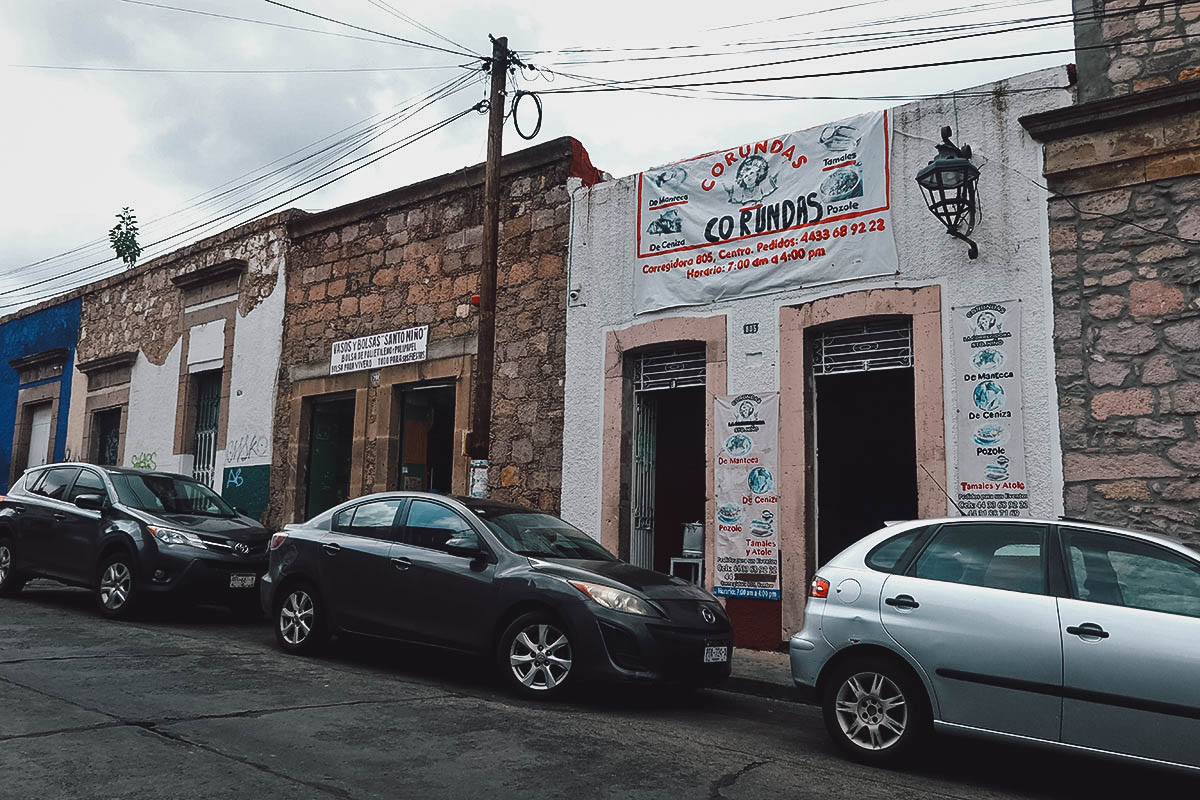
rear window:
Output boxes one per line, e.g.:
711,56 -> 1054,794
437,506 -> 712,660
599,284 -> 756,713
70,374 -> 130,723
866,527 -> 927,573
32,467 -> 80,501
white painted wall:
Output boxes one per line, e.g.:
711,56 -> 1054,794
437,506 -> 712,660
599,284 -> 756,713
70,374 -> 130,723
122,226 -> 287,485
562,67 -> 1072,536
125,340 -> 182,473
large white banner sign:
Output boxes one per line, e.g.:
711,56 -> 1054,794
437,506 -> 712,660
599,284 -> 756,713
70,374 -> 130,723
713,393 -> 780,600
953,301 -> 1031,516
634,110 -> 897,314
330,325 -> 428,375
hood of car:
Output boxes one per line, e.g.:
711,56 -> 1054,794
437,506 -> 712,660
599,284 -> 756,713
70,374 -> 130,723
138,511 -> 267,540
531,558 -> 714,601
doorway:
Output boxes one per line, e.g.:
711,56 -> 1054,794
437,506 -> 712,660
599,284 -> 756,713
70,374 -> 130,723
305,394 -> 355,520
92,408 -> 122,466
630,346 -> 706,573
396,383 -> 456,493
812,319 -> 918,565
24,402 -> 53,470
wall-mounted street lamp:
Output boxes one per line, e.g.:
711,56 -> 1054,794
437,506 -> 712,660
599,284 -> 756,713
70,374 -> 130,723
915,126 -> 981,260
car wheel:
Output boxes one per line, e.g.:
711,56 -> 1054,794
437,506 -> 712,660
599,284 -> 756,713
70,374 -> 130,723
822,656 -> 928,766
96,553 -> 139,619
497,612 -> 574,699
274,582 -> 328,654
0,540 -> 27,597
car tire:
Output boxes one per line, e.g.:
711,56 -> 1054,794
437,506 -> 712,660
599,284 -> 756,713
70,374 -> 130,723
274,581 -> 328,654
497,611 -> 575,700
0,539 -> 27,597
821,655 -> 929,766
96,552 -> 139,620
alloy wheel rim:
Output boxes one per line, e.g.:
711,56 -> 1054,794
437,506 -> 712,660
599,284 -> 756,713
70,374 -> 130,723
280,590 -> 314,646
834,671 -> 908,751
99,562 -> 132,610
510,623 -> 572,691
0,545 -> 10,585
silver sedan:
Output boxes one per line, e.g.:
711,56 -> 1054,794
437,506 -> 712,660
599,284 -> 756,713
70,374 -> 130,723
790,517 -> 1200,772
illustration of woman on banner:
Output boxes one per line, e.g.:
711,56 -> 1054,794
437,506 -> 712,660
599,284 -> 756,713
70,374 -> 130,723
724,154 -> 778,205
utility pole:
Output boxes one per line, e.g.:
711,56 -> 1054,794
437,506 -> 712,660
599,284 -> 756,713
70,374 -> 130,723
467,34 -> 508,498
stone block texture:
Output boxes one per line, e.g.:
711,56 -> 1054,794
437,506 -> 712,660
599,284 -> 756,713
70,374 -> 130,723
1049,179 -> 1200,538
269,140 -> 596,524
1073,0 -> 1200,103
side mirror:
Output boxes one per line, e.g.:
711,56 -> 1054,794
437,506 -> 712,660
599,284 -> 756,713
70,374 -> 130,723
75,494 -> 106,511
444,535 -> 486,560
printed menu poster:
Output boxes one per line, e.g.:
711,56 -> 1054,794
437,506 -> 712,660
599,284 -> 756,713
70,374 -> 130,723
953,301 -> 1031,516
713,393 -> 780,599
634,110 -> 897,314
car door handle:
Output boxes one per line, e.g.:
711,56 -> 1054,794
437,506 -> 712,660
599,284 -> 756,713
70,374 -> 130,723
53,513 -> 69,521
391,557 -> 412,571
321,543 -> 342,556
1066,623 -> 1109,640
12,506 -> 26,514
885,594 -> 920,610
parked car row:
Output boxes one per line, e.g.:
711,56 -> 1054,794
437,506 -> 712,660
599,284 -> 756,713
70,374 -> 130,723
3,463 -> 1200,774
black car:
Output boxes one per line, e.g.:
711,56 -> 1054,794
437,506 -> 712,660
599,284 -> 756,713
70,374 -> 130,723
0,463 -> 269,618
263,493 -> 733,697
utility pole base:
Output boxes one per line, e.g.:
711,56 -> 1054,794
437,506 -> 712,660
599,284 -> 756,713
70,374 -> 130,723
469,459 -> 490,498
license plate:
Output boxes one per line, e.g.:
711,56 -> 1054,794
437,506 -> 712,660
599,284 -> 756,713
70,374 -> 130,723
703,646 -> 729,663
229,574 -> 256,589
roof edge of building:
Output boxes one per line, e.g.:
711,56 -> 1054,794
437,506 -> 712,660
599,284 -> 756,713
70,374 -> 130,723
289,135 -> 595,241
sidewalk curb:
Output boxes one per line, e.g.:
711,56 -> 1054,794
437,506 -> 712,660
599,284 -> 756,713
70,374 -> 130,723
719,675 -> 806,703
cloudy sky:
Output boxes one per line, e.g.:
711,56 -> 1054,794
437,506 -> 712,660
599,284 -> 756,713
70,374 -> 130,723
0,0 -> 1074,311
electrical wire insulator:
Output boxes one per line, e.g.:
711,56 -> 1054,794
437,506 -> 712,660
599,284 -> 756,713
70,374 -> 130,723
511,90 -> 542,140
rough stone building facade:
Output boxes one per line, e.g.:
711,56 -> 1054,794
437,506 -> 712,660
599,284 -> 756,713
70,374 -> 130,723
1023,1 -> 1200,536
65,213 -> 293,520
268,137 -> 600,526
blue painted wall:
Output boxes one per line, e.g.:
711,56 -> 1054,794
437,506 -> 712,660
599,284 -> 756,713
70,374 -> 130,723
0,298 -> 82,492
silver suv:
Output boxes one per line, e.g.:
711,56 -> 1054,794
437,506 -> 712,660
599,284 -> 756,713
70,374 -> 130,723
790,517 -> 1200,772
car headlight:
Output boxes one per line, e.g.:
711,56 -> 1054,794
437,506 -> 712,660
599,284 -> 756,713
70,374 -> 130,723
568,580 -> 661,617
149,526 -> 207,549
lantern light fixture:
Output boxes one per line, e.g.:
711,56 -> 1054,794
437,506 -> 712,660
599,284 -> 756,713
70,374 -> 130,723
915,125 -> 981,260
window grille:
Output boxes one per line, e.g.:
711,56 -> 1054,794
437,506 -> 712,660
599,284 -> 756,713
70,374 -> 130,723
634,346 -> 706,392
813,319 -> 913,375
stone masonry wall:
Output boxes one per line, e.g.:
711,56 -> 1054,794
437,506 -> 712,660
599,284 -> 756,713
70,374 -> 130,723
1073,0 -> 1200,103
1050,176 -> 1200,538
77,215 -> 290,366
269,143 -> 587,525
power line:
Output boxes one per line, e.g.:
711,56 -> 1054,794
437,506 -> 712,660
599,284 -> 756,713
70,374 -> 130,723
362,0 -> 478,55
119,0 -> 410,47
535,32 -> 1194,96
260,0 -> 478,59
9,63 -> 465,74
4,72 -> 479,282
0,103 -> 478,312
0,73 -> 481,294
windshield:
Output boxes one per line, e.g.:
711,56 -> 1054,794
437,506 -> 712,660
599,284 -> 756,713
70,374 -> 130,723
467,506 -> 616,561
111,473 -> 236,518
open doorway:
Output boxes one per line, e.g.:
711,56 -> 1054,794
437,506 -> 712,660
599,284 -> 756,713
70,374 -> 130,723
396,383 -> 456,493
630,346 -> 706,574
305,394 -> 355,519
812,319 -> 918,565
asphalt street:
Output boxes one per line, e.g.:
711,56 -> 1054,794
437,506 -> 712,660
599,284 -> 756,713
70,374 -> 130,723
1,582 -> 1195,799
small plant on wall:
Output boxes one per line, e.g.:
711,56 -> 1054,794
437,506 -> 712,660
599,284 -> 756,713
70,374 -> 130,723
109,207 -> 142,269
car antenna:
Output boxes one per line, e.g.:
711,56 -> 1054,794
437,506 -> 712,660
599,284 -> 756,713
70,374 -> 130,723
920,463 -> 964,516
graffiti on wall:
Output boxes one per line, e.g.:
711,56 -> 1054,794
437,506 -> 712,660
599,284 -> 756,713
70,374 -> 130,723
130,452 -> 157,470
226,433 -> 269,464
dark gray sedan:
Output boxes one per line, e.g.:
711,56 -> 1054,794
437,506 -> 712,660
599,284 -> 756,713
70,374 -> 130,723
263,493 -> 732,697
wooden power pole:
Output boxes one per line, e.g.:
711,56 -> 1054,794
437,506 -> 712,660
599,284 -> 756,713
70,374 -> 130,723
467,35 -> 508,497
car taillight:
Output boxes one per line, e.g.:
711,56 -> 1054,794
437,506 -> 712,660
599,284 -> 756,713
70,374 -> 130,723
269,532 -> 289,550
810,576 -> 830,598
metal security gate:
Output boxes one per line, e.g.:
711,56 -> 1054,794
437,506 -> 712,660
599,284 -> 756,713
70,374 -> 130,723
192,371 -> 222,488
630,346 -> 706,570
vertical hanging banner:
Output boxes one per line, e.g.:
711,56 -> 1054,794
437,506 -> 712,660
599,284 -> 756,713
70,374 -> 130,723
953,301 -> 1031,516
713,393 -> 780,599
635,110 -> 897,314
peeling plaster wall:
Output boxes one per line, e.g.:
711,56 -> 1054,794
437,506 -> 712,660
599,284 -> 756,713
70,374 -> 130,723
125,342 -> 183,473
226,265 -> 286,470
562,68 -> 1072,538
